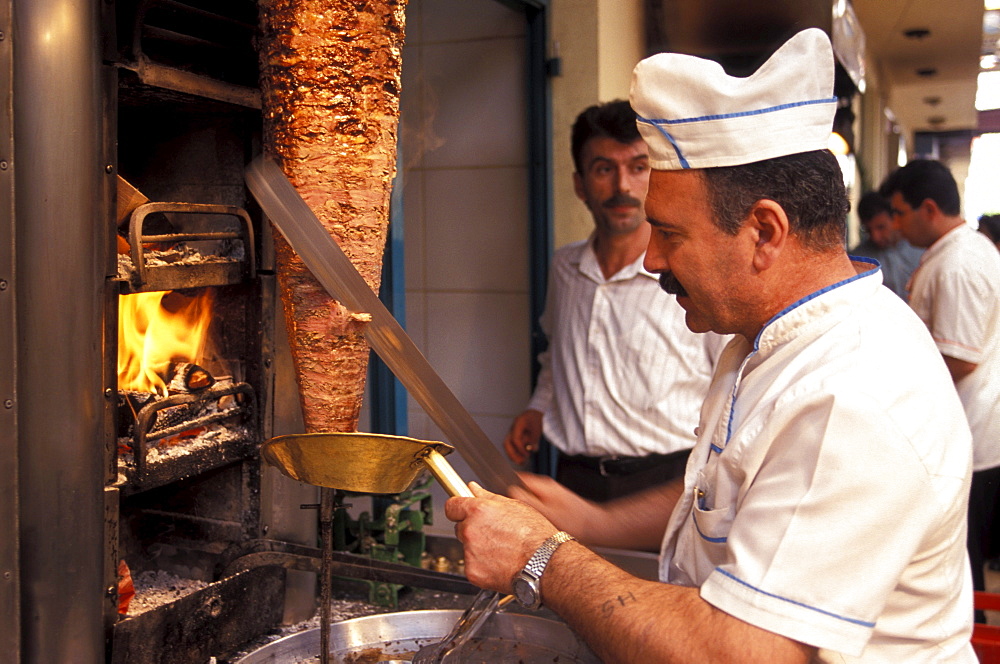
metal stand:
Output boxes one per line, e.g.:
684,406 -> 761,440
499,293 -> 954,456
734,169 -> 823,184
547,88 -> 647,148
320,487 -> 335,664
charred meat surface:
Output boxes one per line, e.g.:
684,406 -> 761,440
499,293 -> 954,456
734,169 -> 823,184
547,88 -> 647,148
258,0 -> 406,433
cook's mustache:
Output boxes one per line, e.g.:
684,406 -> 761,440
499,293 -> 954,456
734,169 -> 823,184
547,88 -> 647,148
603,194 -> 642,209
658,272 -> 689,298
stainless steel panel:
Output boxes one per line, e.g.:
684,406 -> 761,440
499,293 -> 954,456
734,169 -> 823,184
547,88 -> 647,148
14,0 -> 106,660
0,0 -> 18,657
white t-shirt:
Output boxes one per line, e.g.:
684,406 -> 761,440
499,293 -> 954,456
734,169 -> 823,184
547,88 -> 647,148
660,265 -> 975,662
527,237 -> 728,457
908,223 -> 1000,470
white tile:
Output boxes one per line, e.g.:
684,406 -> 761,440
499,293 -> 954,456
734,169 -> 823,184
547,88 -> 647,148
403,289 -> 428,352
424,167 -> 530,293
420,0 -> 524,44
401,169 -> 425,291
474,414 -> 517,452
403,0 -> 422,45
400,45 -> 452,173
406,409 -> 435,441
421,38 -> 527,169
424,291 -> 532,415
399,44 -> 424,162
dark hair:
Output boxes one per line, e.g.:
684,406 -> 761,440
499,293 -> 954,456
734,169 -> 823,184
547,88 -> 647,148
878,159 -> 961,216
571,100 -> 640,174
979,213 -> 1000,243
701,149 -> 850,251
856,191 -> 892,225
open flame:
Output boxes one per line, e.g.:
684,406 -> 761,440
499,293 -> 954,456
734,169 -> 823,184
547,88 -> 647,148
118,290 -> 214,396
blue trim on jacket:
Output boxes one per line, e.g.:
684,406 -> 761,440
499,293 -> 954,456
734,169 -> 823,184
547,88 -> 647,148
723,263 -> 881,447
715,568 -> 877,628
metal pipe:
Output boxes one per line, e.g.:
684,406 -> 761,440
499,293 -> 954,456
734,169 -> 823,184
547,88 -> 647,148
319,488 -> 334,664
14,0 -> 106,660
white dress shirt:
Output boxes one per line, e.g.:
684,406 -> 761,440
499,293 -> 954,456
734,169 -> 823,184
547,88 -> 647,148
526,237 -> 728,457
908,223 -> 1000,471
659,265 -> 975,662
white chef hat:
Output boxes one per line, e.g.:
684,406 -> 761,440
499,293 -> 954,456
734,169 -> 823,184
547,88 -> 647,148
629,28 -> 837,170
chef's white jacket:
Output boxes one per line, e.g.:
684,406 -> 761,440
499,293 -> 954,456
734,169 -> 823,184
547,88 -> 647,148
660,264 -> 975,662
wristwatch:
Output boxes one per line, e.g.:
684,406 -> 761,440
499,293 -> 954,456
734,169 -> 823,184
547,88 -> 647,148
511,531 -> 575,609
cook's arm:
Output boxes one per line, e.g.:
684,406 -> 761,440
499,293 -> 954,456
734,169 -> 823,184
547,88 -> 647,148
942,354 -> 977,382
447,484 -> 815,664
504,409 -> 544,464
542,538 -> 816,663
513,472 -> 682,552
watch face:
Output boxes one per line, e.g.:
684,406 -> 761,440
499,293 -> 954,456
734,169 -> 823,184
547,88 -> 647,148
513,576 -> 537,607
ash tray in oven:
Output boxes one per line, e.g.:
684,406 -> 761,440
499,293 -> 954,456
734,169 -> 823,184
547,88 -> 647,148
117,202 -> 256,293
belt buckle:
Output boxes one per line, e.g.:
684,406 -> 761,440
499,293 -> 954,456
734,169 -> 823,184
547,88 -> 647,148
598,456 -> 619,477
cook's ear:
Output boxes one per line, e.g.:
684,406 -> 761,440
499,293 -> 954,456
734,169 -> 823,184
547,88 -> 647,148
747,199 -> 789,272
920,197 -> 940,217
573,171 -> 585,201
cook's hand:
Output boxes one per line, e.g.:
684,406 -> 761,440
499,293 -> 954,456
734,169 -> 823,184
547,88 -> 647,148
446,482 -> 559,592
503,409 -> 543,464
511,472 -> 605,543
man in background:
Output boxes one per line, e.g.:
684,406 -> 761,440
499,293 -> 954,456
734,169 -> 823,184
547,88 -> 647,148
503,100 -> 726,502
977,212 -> 1000,251
881,160 -> 1000,599
849,190 -> 923,298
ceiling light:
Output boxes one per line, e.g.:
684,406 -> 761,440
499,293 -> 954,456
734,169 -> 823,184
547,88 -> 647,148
977,70 -> 1000,110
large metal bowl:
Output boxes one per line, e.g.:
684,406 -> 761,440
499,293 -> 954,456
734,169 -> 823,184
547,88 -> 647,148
235,609 -> 600,663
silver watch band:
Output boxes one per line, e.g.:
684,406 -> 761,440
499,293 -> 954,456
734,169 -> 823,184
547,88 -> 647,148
523,530 -> 575,579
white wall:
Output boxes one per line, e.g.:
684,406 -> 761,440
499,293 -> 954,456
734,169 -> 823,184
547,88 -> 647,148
399,0 -> 533,528
550,0 -> 646,248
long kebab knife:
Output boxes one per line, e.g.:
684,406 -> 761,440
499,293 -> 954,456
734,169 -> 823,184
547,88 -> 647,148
246,156 -> 524,495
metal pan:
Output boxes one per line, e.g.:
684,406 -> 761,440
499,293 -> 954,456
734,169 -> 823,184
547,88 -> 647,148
234,609 -> 601,663
261,432 -> 474,497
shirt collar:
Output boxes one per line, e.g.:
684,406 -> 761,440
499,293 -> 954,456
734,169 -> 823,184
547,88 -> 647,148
576,234 -> 659,284
752,259 -> 882,355
920,222 -> 970,263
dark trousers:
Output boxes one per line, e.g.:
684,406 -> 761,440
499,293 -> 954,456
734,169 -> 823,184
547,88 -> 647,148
970,465 -> 1000,590
556,448 -> 691,503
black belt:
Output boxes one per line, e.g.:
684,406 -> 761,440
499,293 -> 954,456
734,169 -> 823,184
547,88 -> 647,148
558,449 -> 689,477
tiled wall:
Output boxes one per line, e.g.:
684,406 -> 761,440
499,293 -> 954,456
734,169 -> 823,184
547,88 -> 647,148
399,0 -> 533,524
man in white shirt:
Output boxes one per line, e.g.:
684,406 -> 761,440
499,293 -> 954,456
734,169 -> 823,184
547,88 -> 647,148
880,159 -> 1000,599
503,100 -> 726,501
848,191 -> 923,298
447,29 -> 975,663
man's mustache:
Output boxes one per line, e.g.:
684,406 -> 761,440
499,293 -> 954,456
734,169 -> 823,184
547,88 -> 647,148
658,272 -> 689,297
602,194 -> 642,209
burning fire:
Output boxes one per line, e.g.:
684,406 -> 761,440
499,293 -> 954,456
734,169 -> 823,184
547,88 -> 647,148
118,290 -> 214,396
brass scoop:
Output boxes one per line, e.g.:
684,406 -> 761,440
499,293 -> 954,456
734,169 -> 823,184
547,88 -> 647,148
261,431 -> 473,498
262,432 -> 510,663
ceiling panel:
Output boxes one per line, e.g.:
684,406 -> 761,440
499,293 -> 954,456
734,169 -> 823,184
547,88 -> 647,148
852,0 -> 983,135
